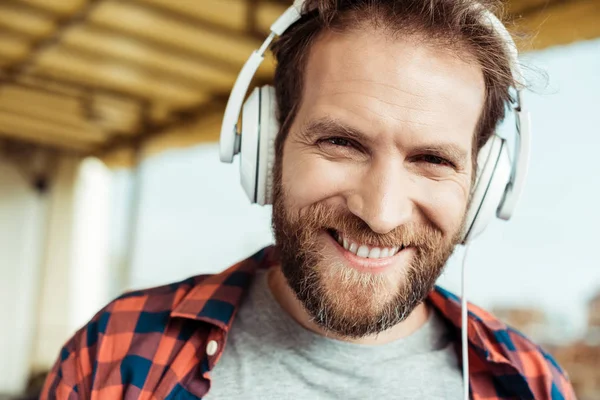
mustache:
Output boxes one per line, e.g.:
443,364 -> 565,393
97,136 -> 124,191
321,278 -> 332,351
290,203 -> 444,250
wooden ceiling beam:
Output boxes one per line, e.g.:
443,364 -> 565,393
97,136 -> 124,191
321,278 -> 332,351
51,43 -> 217,92
83,22 -> 242,74
0,14 -> 242,76
0,26 -> 33,42
123,0 -> 265,42
0,110 -> 106,142
19,72 -> 148,103
96,93 -> 228,155
0,0 -> 56,22
515,0 -> 600,50
98,72 -> 272,155
506,0 -> 560,17
246,0 -> 260,36
0,104 -> 90,132
1,0 -> 103,82
9,79 -> 87,102
0,129 -> 91,153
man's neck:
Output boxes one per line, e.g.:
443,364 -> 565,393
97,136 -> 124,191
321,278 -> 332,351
267,265 -> 430,345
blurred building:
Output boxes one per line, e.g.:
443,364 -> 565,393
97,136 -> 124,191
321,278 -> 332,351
550,342 -> 600,400
492,306 -> 548,341
586,292 -> 600,346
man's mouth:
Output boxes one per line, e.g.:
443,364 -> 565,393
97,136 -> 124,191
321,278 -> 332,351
327,229 -> 405,259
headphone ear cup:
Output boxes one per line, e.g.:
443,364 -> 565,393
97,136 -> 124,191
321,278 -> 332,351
256,86 -> 278,205
240,87 -> 261,203
462,135 -> 511,243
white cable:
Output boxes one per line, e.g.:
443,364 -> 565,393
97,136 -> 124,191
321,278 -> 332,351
461,245 -> 471,400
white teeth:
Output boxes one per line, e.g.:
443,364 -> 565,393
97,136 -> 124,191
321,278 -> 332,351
357,245 -> 370,258
349,242 -> 358,254
336,232 -> 403,259
367,248 -> 381,258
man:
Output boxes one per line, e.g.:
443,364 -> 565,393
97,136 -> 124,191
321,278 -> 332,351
42,0 -> 575,399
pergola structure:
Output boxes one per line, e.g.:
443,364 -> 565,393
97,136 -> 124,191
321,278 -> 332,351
0,0 -> 599,169
1,3 -> 599,393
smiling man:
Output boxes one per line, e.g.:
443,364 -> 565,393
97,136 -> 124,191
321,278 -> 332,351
42,1 -> 575,399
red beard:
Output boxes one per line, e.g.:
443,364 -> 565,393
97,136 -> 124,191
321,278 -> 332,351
271,182 -> 463,338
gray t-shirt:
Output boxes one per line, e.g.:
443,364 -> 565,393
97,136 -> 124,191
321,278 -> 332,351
205,270 -> 463,399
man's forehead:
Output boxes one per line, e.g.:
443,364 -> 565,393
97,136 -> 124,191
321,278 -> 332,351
304,29 -> 484,101
297,29 -> 485,145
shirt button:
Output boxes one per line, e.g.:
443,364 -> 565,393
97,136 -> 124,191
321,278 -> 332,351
206,340 -> 218,356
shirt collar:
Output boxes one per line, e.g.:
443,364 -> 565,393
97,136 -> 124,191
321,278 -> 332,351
172,245 -> 522,374
170,246 -> 277,330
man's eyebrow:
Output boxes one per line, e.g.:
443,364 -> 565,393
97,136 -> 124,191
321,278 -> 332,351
299,117 -> 373,145
413,144 -> 469,166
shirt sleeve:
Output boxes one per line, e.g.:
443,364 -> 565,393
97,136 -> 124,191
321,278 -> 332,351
40,343 -> 85,399
40,315 -> 101,400
550,356 -> 578,400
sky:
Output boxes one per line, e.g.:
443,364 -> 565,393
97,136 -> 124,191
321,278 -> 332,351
115,37 -> 600,343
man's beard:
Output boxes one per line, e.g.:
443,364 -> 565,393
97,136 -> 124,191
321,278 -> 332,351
271,177 -> 464,339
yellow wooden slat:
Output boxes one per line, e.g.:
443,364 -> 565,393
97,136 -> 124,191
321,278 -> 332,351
506,0 -> 551,16
18,0 -> 86,16
0,36 -> 31,60
256,2 -> 290,34
0,98 -> 94,131
0,85 -> 82,113
61,26 -> 238,91
17,75 -> 82,97
140,0 -> 249,31
0,110 -> 105,141
35,48 -> 208,105
99,146 -> 135,168
516,0 -> 600,49
90,98 -> 141,134
0,112 -> 104,152
0,4 -> 56,36
0,129 -> 93,152
2,85 -> 140,133
143,107 -> 225,156
90,1 -> 262,68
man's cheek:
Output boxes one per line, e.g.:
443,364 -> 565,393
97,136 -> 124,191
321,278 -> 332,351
416,182 -> 469,236
284,159 -> 352,206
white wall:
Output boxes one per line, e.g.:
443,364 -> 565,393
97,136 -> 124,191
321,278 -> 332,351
69,159 -> 112,334
29,156 -> 79,375
0,154 -> 114,394
31,157 -> 113,372
117,146 -> 273,289
0,157 -> 47,394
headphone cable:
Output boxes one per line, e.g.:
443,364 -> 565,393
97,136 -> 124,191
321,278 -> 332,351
461,244 -> 471,400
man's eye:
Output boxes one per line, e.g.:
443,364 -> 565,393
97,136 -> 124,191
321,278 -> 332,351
418,154 -> 453,167
324,137 -> 352,147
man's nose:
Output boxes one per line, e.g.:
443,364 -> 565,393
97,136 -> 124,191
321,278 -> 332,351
346,161 -> 414,234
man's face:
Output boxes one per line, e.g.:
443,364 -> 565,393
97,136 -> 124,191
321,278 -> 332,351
272,29 -> 485,338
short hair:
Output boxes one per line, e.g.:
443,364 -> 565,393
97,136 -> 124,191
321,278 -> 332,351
271,0 -> 517,170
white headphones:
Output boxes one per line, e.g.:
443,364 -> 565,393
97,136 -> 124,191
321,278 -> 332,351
219,0 -> 531,244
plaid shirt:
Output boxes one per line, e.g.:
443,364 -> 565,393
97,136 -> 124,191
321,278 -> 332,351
42,245 -> 576,400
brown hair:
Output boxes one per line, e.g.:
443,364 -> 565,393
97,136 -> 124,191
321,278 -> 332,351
271,0 -> 517,173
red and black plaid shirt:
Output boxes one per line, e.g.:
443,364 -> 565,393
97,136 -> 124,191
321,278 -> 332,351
42,246 -> 576,399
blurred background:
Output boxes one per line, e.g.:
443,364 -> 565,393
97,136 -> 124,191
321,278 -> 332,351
0,0 -> 599,399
